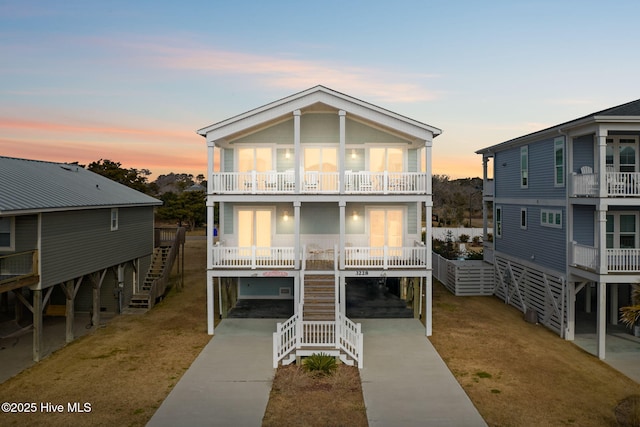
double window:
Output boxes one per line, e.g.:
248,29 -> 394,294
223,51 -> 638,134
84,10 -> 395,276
606,212 -> 637,249
541,209 -> 562,228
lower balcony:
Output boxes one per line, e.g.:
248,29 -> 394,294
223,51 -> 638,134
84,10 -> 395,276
571,171 -> 640,197
210,242 -> 427,270
572,243 -> 640,273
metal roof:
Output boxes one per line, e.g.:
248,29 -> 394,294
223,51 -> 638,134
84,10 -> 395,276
476,98 -> 640,155
0,157 -> 162,215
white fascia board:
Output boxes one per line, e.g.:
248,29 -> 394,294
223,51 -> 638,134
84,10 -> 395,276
199,86 -> 441,143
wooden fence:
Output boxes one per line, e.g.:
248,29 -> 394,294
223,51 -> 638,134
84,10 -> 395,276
432,252 -> 495,296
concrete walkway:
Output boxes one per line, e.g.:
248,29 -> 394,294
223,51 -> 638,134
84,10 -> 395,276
148,318 -> 486,427
573,332 -> 640,383
147,319 -> 276,427
359,319 -> 486,426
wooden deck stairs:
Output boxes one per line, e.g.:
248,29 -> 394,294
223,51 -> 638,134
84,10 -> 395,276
129,246 -> 170,309
302,274 -> 335,321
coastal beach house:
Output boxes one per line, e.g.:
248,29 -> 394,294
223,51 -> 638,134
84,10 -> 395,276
476,99 -> 640,359
198,86 -> 441,367
0,157 -> 162,361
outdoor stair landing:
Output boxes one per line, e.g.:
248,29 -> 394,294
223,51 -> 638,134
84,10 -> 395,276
129,246 -> 170,309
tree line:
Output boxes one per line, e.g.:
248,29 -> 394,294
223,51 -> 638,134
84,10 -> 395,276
83,159 -> 487,231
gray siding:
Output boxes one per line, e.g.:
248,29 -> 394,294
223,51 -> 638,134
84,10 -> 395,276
495,204 -> 566,272
232,118 -> 294,144
572,134 -> 594,173
40,207 -> 154,288
572,205 -> 594,246
302,114 -> 339,143
495,137 -> 566,200
223,149 -> 233,172
0,215 -> 38,256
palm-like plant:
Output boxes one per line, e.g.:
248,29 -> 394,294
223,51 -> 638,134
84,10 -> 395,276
620,285 -> 640,328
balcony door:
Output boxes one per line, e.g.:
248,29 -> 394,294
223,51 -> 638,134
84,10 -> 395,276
369,209 -> 403,256
304,147 -> 337,190
238,209 -> 272,256
369,147 -> 403,172
606,212 -> 637,249
606,136 -> 638,173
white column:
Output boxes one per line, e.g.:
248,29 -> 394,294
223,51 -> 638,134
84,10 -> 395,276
610,284 -> 618,325
597,281 -> 607,359
424,135 -> 433,337
565,282 -> 575,340
482,157 -> 489,242
294,201 -> 301,269
207,139 -> 215,271
596,208 -> 608,275
339,201 -> 346,270
294,110 -> 301,192
339,110 -> 346,193
294,275 -> 300,314
207,272 -> 214,334
596,130 -> 607,198
340,275 -> 346,317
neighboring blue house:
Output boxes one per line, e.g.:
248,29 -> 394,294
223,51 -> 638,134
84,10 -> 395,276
477,99 -> 640,359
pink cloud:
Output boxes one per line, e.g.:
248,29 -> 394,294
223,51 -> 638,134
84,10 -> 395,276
111,39 -> 439,104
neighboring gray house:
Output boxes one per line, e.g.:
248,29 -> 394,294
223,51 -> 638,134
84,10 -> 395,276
476,99 -> 640,359
0,156 -> 162,361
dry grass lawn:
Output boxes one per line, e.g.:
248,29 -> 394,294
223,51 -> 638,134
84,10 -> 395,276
428,282 -> 640,426
1,238 -> 639,426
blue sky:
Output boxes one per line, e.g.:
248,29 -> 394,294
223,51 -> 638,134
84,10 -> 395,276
1,0 -> 639,179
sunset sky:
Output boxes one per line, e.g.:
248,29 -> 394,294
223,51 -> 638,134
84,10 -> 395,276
2,1 -> 639,180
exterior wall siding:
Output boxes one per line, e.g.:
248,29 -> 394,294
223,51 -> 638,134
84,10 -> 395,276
40,207 -> 154,288
572,134 -> 594,173
572,205 -> 595,246
1,215 -> 38,255
495,204 -> 565,272
238,277 -> 294,299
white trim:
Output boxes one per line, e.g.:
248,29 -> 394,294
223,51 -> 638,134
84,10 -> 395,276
541,208 -> 562,228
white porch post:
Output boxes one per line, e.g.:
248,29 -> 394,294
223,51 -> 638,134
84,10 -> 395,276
597,280 -> 607,359
340,275 -> 346,317
482,157 -> 489,241
294,274 -> 301,314
207,272 -> 214,335
425,135 -> 433,337
294,201 -> 301,269
339,201 -> 346,270
610,284 -> 618,325
596,207 -> 608,275
339,110 -> 346,193
565,281 -> 575,340
294,110 -> 301,193
597,130 -> 607,198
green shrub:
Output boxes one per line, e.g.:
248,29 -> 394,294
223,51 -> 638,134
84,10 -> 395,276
302,353 -> 337,376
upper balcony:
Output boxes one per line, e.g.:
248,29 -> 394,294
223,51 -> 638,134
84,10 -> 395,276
210,170 -> 428,195
571,171 -> 640,198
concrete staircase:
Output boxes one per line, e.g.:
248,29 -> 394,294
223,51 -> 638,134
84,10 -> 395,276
129,246 -> 170,309
302,274 -> 336,321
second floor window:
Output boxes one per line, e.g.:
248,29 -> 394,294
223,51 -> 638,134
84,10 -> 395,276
520,146 -> 528,188
495,206 -> 502,238
554,138 -> 564,186
238,147 -> 273,172
0,217 -> 13,250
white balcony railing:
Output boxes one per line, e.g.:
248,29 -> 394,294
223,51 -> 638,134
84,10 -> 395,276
211,244 -> 295,269
571,242 -> 640,273
344,245 -> 427,269
571,171 -> 640,197
210,171 -> 427,194
211,242 -> 426,270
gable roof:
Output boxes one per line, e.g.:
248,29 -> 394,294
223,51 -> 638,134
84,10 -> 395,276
0,157 -> 161,215
476,98 -> 640,154
197,85 -> 442,143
